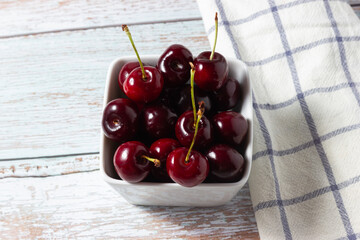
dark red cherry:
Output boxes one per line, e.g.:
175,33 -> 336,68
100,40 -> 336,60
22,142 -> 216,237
167,147 -> 209,187
113,141 -> 151,183
206,144 -> 245,182
118,62 -> 146,91
135,102 -> 145,112
149,138 -> 181,182
141,104 -> 178,139
176,84 -> 214,116
102,98 -> 139,142
214,78 -> 241,111
193,13 -> 228,91
194,51 -> 228,91
157,44 -> 193,87
123,66 -> 164,103
212,111 -> 248,146
156,86 -> 180,112
175,110 -> 213,150
122,25 -> 164,103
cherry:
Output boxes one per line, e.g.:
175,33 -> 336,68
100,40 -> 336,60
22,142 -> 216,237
135,102 -> 145,112
167,147 -> 209,187
214,78 -> 241,111
102,98 -> 139,142
175,69 -> 213,149
122,25 -> 163,103
149,138 -> 181,182
118,62 -> 142,91
212,111 -> 248,146
194,52 -> 228,91
175,110 -> 213,150
176,84 -> 214,116
113,141 -> 160,183
194,13 -> 228,91
206,144 -> 245,182
141,104 -> 178,139
118,62 -> 149,91
167,104 -> 209,187
157,44 -> 193,87
124,67 -> 164,103
156,86 -> 180,112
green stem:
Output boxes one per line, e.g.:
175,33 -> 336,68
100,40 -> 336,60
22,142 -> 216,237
209,12 -> 218,61
122,25 -> 146,80
184,102 -> 205,164
142,155 -> 161,167
189,62 -> 196,125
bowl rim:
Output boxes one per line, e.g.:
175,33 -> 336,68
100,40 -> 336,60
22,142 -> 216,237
100,55 -> 253,189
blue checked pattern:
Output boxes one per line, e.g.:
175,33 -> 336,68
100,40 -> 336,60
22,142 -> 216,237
197,0 -> 360,239
268,0 -> 354,237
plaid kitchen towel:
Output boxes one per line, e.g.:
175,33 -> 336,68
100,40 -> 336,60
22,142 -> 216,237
197,0 -> 360,239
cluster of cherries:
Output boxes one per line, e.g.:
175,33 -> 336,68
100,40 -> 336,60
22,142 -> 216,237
102,13 -> 248,187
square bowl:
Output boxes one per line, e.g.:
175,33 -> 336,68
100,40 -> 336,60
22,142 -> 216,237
100,55 -> 253,207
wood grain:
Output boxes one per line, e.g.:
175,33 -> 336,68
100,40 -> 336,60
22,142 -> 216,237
353,5 -> 360,17
0,154 -> 99,179
1,0 -> 358,38
0,21 -> 209,160
348,0 -> 360,5
0,0 -> 200,38
0,171 -> 259,239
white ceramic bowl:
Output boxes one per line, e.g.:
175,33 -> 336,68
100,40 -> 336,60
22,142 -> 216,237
100,55 -> 253,207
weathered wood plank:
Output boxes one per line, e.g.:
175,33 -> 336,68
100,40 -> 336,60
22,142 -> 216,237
354,6 -> 360,18
0,171 -> 259,239
0,21 -> 209,159
1,0 -> 358,38
0,0 -> 200,37
348,0 -> 360,5
0,154 -> 99,179
1,0 -> 359,38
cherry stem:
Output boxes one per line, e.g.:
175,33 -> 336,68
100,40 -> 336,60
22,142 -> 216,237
184,101 -> 205,164
209,12 -> 218,61
122,25 -> 146,80
141,155 -> 161,167
189,62 -> 196,125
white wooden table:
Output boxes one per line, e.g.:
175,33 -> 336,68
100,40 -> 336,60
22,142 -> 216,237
1,1 -> 359,239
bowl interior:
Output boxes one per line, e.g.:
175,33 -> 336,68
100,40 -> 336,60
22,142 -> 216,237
100,55 -> 253,188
